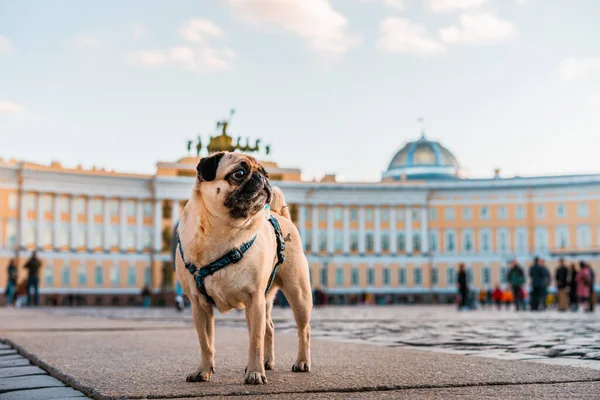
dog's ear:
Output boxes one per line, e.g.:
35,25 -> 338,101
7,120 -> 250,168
259,165 -> 269,179
197,152 -> 224,182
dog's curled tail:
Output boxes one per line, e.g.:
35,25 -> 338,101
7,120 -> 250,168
269,186 -> 291,220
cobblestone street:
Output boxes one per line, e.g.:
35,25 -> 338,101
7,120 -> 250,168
45,305 -> 600,370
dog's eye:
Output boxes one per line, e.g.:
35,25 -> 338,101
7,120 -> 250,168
232,169 -> 246,181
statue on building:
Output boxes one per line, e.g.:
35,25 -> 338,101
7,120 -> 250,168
195,136 -> 202,157
188,109 -> 267,157
187,140 -> 193,155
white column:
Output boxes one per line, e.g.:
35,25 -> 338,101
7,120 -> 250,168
53,195 -> 60,249
86,197 -> 94,249
172,200 -> 180,228
136,200 -> 143,252
153,199 -> 162,252
120,198 -> 127,251
70,195 -> 77,250
390,207 -> 397,254
298,204 -> 306,243
406,207 -> 413,254
374,207 -> 381,254
358,206 -> 366,254
421,206 -> 429,254
326,206 -> 334,254
19,193 -> 27,247
342,206 -> 350,254
311,205 -> 318,253
103,198 -> 110,251
36,193 -> 43,249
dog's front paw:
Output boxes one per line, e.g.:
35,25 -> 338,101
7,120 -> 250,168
292,360 -> 310,373
244,371 -> 267,385
186,367 -> 214,382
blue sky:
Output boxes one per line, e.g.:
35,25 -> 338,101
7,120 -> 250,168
1,0 -> 600,181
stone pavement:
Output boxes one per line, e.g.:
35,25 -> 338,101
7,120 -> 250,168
45,305 -> 600,369
0,341 -> 88,399
1,306 -> 600,399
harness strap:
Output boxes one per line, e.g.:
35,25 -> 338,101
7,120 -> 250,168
266,215 -> 285,294
176,214 -> 285,306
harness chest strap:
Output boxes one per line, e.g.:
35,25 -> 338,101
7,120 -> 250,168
177,215 -> 286,305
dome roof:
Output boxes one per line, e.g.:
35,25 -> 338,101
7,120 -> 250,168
382,134 -> 460,181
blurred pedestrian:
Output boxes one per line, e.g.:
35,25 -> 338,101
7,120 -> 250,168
568,263 -> 578,312
555,258 -> 569,312
588,265 -> 595,312
457,263 -> 469,311
14,279 -> 28,308
24,251 -> 42,306
4,259 -> 17,306
507,260 -> 526,311
492,285 -> 503,310
478,289 -> 487,308
141,285 -> 151,308
577,261 -> 592,312
502,289 -> 513,310
529,256 -> 550,311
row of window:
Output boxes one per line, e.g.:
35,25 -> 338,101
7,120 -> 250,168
316,265 -> 506,287
302,202 -> 599,225
305,231 -> 425,253
304,225 -> 600,254
43,265 -> 151,287
306,207 -> 425,223
2,193 -> 154,218
1,220 -> 153,249
444,203 -> 594,221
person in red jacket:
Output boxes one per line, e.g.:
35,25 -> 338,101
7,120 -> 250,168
492,285 -> 503,310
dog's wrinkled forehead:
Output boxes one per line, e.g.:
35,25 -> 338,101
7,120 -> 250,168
197,152 -> 266,182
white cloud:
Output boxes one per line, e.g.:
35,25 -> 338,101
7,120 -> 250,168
560,58 -> 600,80
133,24 -> 146,40
224,0 -> 361,56
589,93 -> 600,109
0,35 -> 12,55
129,19 -> 235,73
179,19 -> 224,43
73,34 -> 104,49
0,101 -> 23,114
377,17 -> 446,55
428,0 -> 489,12
383,0 -> 405,10
440,12 -> 517,45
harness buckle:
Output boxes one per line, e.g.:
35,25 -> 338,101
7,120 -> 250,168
230,248 -> 243,263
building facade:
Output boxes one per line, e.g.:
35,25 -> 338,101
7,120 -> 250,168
1,132 -> 600,306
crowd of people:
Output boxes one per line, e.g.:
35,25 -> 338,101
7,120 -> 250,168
459,257 -> 597,312
3,251 -> 42,308
3,251 -> 155,308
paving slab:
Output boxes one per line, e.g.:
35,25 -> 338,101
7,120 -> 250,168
0,355 -> 24,361
0,374 -> 65,394
0,386 -> 88,400
0,358 -> 29,369
0,350 -> 17,356
4,326 -> 600,399
0,366 -> 47,379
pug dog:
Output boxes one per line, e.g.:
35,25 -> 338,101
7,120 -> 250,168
175,151 -> 312,385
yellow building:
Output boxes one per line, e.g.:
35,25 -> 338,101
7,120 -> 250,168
1,129 -> 599,306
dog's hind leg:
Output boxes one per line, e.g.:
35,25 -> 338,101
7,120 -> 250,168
186,297 -> 215,382
281,263 -> 312,373
264,290 -> 277,370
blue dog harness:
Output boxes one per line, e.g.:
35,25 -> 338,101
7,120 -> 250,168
176,210 -> 285,306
